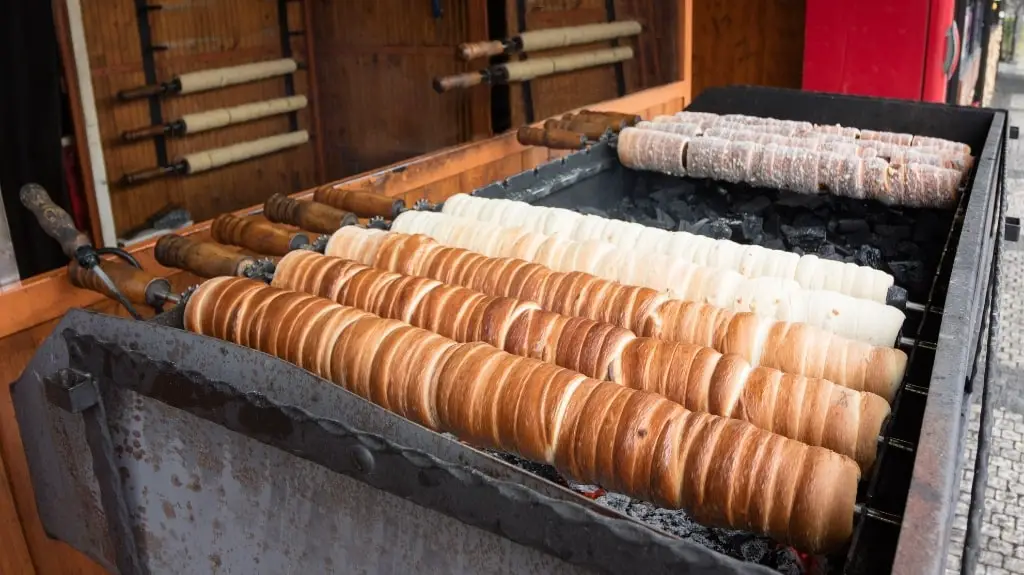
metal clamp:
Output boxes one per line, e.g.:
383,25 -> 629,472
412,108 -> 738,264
44,368 -> 147,575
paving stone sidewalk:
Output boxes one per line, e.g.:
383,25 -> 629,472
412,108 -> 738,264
945,60 -> 1024,575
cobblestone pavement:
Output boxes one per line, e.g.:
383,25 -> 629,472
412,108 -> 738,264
946,61 -> 1024,575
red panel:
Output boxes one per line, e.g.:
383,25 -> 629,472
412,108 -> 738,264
923,0 -> 957,102
803,0 -> 932,101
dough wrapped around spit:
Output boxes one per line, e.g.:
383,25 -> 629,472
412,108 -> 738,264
912,135 -> 972,155
615,114 -> 972,208
326,226 -> 908,401
635,120 -> 703,137
276,249 -> 891,471
858,129 -> 914,146
670,111 -> 720,129
186,276 -> 861,553
810,124 -> 862,139
702,127 -> 823,150
615,127 -> 689,176
392,211 -> 905,344
439,194 -> 895,303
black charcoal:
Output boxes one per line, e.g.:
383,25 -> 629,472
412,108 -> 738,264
896,240 -> 921,259
578,205 -> 609,218
817,243 -> 842,261
855,245 -> 883,268
781,225 -> 826,252
654,207 -> 677,230
794,212 -> 826,229
736,195 -> 772,215
837,219 -> 871,234
776,191 -> 826,209
665,199 -> 694,222
889,260 -> 927,289
762,210 -> 782,238
704,219 -> 734,240
650,187 -> 685,204
887,285 -> 909,309
739,214 -> 765,244
874,224 -> 912,240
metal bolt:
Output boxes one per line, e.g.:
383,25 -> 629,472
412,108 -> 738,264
349,444 -> 375,475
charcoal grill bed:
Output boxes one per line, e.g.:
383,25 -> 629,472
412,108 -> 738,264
11,86 -> 1007,575
471,86 -> 1008,574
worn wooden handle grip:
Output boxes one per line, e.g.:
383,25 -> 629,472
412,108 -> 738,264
67,259 -> 165,305
122,123 -> 172,142
117,83 -> 166,101
264,194 -> 358,234
211,213 -> 309,256
457,40 -> 506,61
155,234 -> 256,278
433,72 -> 484,93
571,111 -> 630,132
544,119 -> 609,140
516,126 -> 586,150
19,183 -> 91,258
123,165 -> 177,186
580,109 -> 642,126
313,187 -> 404,219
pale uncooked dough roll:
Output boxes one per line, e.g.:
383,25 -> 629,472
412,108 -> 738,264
437,194 -> 896,303
177,58 -> 298,94
181,96 -> 307,134
518,20 -> 642,52
503,47 -> 633,82
182,130 -> 308,174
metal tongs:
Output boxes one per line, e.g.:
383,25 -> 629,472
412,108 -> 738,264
19,183 -> 178,318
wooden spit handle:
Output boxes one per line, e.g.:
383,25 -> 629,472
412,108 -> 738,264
123,165 -> 179,186
154,234 -> 257,278
117,83 -> 169,101
312,187 -> 405,219
264,193 -> 358,234
516,126 -> 587,150
19,183 -> 92,259
544,119 -> 610,141
433,72 -> 485,93
67,258 -> 170,306
580,109 -> 642,126
211,213 -> 309,256
565,111 -> 629,132
456,40 -> 506,61
122,123 -> 174,142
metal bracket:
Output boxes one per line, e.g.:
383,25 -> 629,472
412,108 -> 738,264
1006,216 -> 1020,242
44,368 -> 147,575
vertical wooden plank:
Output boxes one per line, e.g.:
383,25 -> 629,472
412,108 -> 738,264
465,0 -> 492,141
52,0 -> 104,248
678,0 -> 693,85
301,0 -> 327,183
691,0 -> 804,98
0,445 -> 34,575
760,0 -> 806,88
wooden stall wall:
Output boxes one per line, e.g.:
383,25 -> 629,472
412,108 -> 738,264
310,0 -> 491,179
0,80 -> 689,574
504,0 -> 683,126
691,0 -> 806,98
82,0 -> 319,237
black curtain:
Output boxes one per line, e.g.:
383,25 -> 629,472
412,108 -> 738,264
0,0 -> 75,278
